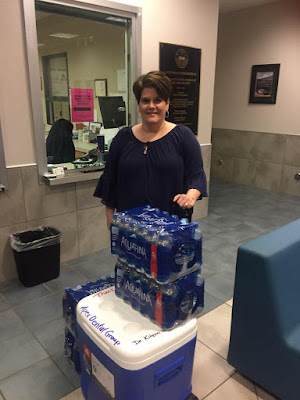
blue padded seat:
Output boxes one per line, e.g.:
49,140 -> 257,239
227,219 -> 300,400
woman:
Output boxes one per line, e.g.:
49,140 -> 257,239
94,71 -> 207,228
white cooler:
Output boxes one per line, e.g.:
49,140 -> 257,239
76,286 -> 197,400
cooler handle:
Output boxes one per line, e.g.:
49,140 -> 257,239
154,356 -> 184,386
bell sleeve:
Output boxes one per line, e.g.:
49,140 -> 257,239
94,129 -> 126,208
182,127 -> 208,198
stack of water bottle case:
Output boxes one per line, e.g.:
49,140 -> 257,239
62,205 -> 205,373
111,205 -> 205,330
63,277 -> 115,373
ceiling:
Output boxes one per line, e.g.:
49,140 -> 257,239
219,0 -> 280,14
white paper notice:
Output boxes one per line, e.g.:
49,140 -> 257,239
91,353 -> 115,398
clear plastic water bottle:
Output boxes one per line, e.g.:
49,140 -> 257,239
129,219 -> 138,234
129,267 -> 141,311
110,212 -> 124,255
156,231 -> 173,282
145,227 -> 158,244
139,273 -> 151,316
120,215 -> 131,232
179,218 -> 189,225
115,259 -> 125,298
160,283 -> 179,329
178,271 -> 204,322
118,215 -> 132,260
149,278 -> 161,321
122,264 -> 132,304
134,222 -> 148,271
191,222 -> 202,240
191,221 -> 202,268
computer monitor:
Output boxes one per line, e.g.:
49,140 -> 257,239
98,96 -> 126,129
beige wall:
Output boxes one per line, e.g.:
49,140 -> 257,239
213,1 -> 300,135
0,1 -> 36,166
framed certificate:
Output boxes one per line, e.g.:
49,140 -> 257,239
95,79 -> 108,97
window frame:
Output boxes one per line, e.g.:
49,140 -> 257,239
0,118 -> 8,192
22,0 -> 142,183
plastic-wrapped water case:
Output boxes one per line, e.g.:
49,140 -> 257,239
110,206 -> 202,282
77,287 -> 198,400
64,326 -> 81,374
63,276 -> 114,337
115,260 -> 204,330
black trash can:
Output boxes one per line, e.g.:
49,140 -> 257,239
10,226 -> 61,287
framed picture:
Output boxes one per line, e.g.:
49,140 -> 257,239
94,79 -> 108,97
249,64 -> 280,104
89,122 -> 101,133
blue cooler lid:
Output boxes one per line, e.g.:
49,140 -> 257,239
76,287 -> 197,370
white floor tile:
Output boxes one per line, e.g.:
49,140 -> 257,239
59,388 -> 84,400
203,372 -> 257,400
256,385 -> 279,399
197,303 -> 232,359
226,298 -> 233,306
192,340 -> 235,400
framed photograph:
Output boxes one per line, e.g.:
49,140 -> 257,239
94,79 -> 108,97
89,122 -> 101,133
249,64 -> 280,104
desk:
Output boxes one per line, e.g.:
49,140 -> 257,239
73,139 -> 97,154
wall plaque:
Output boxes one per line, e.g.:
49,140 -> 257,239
160,42 -> 201,135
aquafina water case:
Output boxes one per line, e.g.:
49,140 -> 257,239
63,276 -> 114,337
115,260 -> 204,330
110,207 -> 202,282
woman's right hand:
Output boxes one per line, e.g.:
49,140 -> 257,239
106,206 -> 115,230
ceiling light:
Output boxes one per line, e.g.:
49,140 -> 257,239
38,43 -> 45,47
106,16 -> 126,23
49,33 -> 79,39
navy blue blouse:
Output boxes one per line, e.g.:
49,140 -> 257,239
94,125 -> 207,212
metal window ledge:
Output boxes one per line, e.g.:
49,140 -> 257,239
44,168 -> 103,186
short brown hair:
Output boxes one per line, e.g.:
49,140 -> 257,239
133,71 -> 172,103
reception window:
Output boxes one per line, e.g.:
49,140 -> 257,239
23,0 -> 141,179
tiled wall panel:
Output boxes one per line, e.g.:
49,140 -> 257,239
254,161 -> 282,192
22,166 -> 76,221
0,168 -> 26,227
211,154 -> 234,182
75,180 -> 101,210
77,205 -> 109,256
233,158 -> 256,186
211,129 -> 300,197
280,165 -> 300,196
284,135 -> 300,167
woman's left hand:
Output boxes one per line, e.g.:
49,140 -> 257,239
173,192 -> 197,209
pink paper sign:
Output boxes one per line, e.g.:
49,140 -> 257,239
71,88 -> 94,122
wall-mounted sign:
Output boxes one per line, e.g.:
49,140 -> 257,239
71,88 -> 94,122
159,43 -> 201,135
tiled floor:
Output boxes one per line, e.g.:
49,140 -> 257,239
1,180 -> 299,400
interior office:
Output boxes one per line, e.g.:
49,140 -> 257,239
38,9 -> 128,168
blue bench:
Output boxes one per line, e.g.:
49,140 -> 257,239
227,219 -> 300,400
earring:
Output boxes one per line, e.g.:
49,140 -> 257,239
165,110 -> 170,119
138,111 -> 141,119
